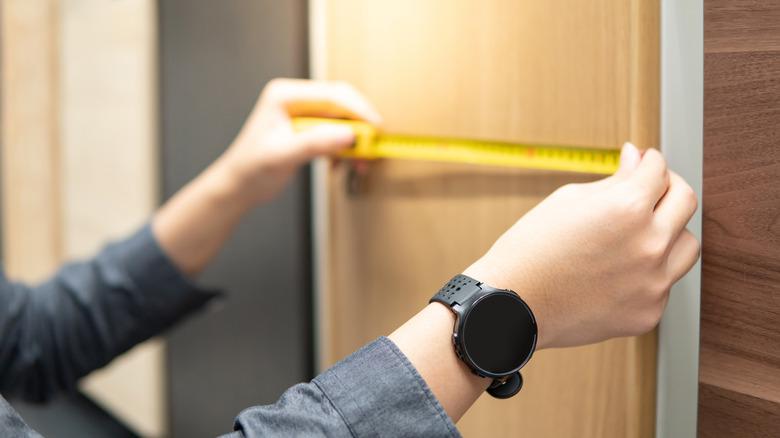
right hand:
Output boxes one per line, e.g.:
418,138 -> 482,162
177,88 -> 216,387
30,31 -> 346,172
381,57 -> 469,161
463,143 -> 699,349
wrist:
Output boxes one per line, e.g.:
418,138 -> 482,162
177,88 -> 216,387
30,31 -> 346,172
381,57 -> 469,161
207,153 -> 265,210
388,303 -> 490,422
191,157 -> 257,218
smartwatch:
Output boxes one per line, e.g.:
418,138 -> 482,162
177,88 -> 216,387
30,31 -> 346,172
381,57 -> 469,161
430,274 -> 537,399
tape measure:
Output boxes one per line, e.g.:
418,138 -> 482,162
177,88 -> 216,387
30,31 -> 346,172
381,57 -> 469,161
293,117 -> 620,175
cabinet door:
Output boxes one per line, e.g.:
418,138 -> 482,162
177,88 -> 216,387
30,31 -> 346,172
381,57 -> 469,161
699,0 -> 780,435
314,1 -> 659,436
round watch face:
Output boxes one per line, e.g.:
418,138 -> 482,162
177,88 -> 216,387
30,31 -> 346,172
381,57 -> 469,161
461,292 -> 537,376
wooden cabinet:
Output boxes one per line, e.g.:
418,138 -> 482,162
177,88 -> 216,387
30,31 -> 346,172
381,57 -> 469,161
313,1 -> 659,436
699,1 -> 780,435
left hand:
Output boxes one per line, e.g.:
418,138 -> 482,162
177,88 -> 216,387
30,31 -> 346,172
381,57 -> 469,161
218,78 -> 382,204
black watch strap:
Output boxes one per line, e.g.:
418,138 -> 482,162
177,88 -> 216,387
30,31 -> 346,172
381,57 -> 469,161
430,274 -> 483,308
431,274 -> 525,400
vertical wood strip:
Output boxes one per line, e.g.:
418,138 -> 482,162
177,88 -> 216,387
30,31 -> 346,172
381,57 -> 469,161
629,0 -> 661,149
309,0 -> 334,373
1,0 -> 62,280
1,0 -> 163,435
627,4 -> 661,438
58,1 -> 163,436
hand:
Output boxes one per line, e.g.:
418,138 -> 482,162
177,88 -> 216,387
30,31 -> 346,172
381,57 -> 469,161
153,79 -> 380,276
218,78 -> 382,205
463,143 -> 699,349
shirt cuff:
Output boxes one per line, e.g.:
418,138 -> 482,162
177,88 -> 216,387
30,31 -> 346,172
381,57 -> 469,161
313,337 -> 460,438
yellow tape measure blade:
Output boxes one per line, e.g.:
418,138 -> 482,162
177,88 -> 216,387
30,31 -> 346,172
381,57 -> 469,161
292,117 -> 620,175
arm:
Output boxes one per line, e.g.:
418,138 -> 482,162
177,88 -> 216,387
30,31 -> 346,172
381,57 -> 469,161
153,78 -> 381,276
0,79 -> 380,403
229,143 -> 699,435
393,144 -> 700,421
0,226 -> 216,402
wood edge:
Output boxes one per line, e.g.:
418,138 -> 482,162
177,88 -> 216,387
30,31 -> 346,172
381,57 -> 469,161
629,1 -> 661,436
629,0 -> 661,150
1,0 -> 64,280
309,0 -> 333,372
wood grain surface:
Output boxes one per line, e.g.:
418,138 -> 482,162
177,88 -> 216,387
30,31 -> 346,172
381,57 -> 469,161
316,1 -> 660,436
1,0 -> 63,280
1,1 -> 164,435
700,0 -> 780,435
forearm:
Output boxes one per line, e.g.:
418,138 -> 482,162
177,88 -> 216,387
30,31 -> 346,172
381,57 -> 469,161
152,158 -> 254,276
154,79 -> 379,276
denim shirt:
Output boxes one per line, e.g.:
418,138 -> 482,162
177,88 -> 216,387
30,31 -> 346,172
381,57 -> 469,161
0,225 -> 459,437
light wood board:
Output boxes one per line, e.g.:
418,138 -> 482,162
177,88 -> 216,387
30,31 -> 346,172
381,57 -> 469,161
1,0 -> 163,435
314,1 -> 659,437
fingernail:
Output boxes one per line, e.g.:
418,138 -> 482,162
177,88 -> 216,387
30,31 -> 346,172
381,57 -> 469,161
619,142 -> 640,170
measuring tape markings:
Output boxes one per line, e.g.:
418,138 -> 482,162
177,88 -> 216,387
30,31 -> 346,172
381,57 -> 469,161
293,117 -> 620,175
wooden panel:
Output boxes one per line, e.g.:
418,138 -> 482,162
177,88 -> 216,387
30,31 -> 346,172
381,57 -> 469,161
704,0 -> 780,53
1,0 -> 63,280
326,1 -> 657,149
1,0 -> 162,435
699,384 -> 780,438
317,1 -> 659,436
700,1 -> 780,433
60,1 -> 163,436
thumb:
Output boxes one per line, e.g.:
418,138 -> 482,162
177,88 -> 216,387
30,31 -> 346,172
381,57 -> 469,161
290,124 -> 356,161
614,142 -> 641,177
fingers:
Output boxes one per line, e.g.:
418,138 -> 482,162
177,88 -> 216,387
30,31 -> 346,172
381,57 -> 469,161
666,229 -> 700,284
629,149 -> 670,203
289,123 -> 356,162
263,78 -> 382,125
654,171 -> 698,240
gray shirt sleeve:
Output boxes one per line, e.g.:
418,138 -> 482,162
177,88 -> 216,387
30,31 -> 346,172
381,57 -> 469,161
0,224 -> 460,437
0,224 -> 218,403
228,337 -> 461,438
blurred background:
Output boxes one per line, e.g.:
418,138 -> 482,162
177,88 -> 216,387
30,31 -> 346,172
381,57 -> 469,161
3,1 -> 313,436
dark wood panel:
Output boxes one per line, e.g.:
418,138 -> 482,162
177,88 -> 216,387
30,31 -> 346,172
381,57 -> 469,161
701,51 -> 780,380
699,384 -> 780,438
705,0 -> 780,53
701,1 -> 780,435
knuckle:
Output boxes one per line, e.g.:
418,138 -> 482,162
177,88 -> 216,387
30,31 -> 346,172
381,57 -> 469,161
647,149 -> 668,171
616,189 -> 647,217
684,185 -> 698,210
656,273 -> 676,299
651,280 -> 672,299
641,239 -> 668,263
